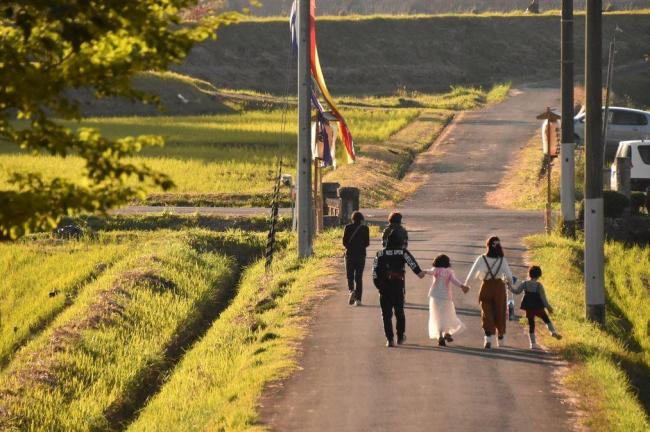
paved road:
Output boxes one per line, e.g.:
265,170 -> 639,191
259,86 -> 575,431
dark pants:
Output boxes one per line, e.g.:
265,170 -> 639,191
379,280 -> 405,340
525,308 -> 551,333
345,254 -> 366,301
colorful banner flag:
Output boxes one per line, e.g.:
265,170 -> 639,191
290,0 -> 356,164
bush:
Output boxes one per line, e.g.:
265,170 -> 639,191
578,191 -> 630,220
630,192 -> 646,215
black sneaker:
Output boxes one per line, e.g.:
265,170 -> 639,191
386,339 -> 395,348
397,334 -> 406,345
444,333 -> 453,343
348,291 -> 356,305
438,337 -> 446,347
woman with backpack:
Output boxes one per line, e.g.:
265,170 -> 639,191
464,236 -> 514,349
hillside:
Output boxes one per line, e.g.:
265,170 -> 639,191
176,12 -> 650,96
201,0 -> 650,16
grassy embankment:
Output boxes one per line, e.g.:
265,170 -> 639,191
488,130 -> 585,210
178,12 -> 650,96
0,230 -> 267,430
0,240 -> 128,368
127,229 -> 350,431
526,234 -> 650,432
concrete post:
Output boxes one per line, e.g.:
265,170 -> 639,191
338,187 -> 359,226
584,0 -> 605,325
615,156 -> 632,218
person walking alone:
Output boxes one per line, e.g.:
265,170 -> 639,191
342,211 -> 370,306
465,236 -> 514,349
372,231 -> 425,347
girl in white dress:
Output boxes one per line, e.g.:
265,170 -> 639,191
424,254 -> 470,346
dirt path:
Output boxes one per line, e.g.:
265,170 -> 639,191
258,85 -> 576,431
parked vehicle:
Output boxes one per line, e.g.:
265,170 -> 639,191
610,140 -> 650,191
574,107 -> 650,160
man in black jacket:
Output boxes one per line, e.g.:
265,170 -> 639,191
342,211 -> 370,306
372,232 -> 425,347
381,212 -> 408,248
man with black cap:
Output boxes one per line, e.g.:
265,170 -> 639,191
372,229 -> 425,347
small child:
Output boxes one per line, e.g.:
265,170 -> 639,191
424,254 -> 470,346
509,265 -> 562,349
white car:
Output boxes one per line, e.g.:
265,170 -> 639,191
610,140 -> 650,191
574,107 -> 650,160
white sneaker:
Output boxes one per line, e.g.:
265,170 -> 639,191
484,336 -> 493,349
354,300 -> 361,307
530,342 -> 542,350
497,335 -> 507,347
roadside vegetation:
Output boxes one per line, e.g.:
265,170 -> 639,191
128,230 -> 346,431
488,131 -> 585,210
526,234 -> 650,432
0,230 -> 266,431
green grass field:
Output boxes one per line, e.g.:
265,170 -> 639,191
0,239 -> 128,368
0,229 -> 267,431
0,109 -> 419,206
526,234 -> 650,432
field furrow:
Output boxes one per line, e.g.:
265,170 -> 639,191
0,230 -> 266,431
0,238 -> 129,368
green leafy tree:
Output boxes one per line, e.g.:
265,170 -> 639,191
0,1 -> 238,239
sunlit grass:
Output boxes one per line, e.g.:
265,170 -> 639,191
0,230 -> 266,431
526,234 -> 650,432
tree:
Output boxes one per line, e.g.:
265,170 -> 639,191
0,1 -> 238,239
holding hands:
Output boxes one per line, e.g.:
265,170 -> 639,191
461,284 -> 470,294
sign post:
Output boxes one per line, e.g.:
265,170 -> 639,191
537,107 -> 561,234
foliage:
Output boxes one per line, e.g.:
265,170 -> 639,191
578,191 -> 631,220
127,230 -> 343,432
0,230 -> 265,430
0,109 -> 419,207
0,1 -> 238,239
630,191 -> 647,215
526,234 -> 650,431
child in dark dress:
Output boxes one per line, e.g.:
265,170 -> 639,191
509,265 -> 562,349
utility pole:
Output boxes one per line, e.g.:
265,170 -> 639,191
560,0 -> 576,237
297,0 -> 313,257
602,36 -> 616,161
584,0 -> 605,324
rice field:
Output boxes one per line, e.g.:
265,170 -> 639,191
0,229 -> 266,431
0,109 -> 419,205
0,238 -> 129,368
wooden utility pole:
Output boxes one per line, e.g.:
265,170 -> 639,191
602,37 -> 616,161
560,0 -> 576,237
297,0 -> 313,257
584,0 -> 605,324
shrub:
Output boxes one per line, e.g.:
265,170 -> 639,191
578,191 -> 631,220
630,192 -> 646,215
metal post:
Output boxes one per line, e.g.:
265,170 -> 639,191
297,0 -> 313,257
560,0 -> 576,237
584,0 -> 605,325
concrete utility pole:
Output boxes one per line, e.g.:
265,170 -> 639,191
584,0 -> 605,324
560,0 -> 576,237
297,0 -> 313,257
